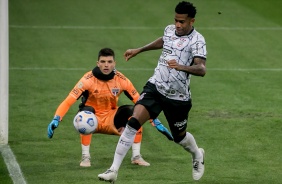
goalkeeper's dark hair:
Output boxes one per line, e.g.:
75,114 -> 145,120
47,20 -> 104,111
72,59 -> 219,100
175,1 -> 197,18
98,48 -> 115,60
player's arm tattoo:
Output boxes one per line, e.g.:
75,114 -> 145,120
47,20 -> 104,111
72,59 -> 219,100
189,57 -> 206,77
168,57 -> 206,76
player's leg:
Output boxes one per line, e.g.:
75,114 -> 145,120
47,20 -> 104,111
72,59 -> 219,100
80,134 -> 92,167
163,99 -> 205,180
98,105 -> 148,182
78,106 -> 95,167
98,82 -> 161,182
113,105 -> 150,166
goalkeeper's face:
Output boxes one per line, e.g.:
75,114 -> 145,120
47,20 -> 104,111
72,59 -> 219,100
97,56 -> 116,75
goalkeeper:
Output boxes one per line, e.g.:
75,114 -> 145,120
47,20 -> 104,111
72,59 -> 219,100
47,48 -> 173,167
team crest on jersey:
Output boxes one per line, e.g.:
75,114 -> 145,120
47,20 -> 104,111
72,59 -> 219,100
111,88 -> 120,96
177,38 -> 186,47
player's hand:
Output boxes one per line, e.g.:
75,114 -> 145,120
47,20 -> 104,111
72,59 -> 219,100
167,59 -> 181,70
47,115 -> 60,139
151,119 -> 174,141
124,48 -> 140,61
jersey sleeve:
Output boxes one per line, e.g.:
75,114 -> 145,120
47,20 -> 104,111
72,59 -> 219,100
126,80 -> 140,104
69,72 -> 92,100
117,71 -> 140,103
163,24 -> 175,40
191,34 -> 207,59
54,95 -> 76,120
54,72 -> 92,120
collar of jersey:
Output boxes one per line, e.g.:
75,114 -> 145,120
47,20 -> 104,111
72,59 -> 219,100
175,26 -> 194,37
92,66 -> 115,81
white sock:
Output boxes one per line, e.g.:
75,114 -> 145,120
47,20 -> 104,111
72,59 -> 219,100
110,125 -> 137,171
81,144 -> 90,156
132,142 -> 141,158
178,132 -> 201,159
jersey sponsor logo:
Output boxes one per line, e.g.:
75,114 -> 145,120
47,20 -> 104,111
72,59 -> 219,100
77,81 -> 83,88
156,85 -> 176,95
174,119 -> 187,130
163,48 -> 172,54
131,89 -> 137,96
115,72 -> 126,80
84,73 -> 93,79
119,139 -> 131,147
169,36 -> 177,41
111,88 -> 120,96
192,43 -> 200,55
72,88 -> 79,95
161,47 -> 172,58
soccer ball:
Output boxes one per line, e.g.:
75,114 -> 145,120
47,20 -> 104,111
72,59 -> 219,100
73,111 -> 98,135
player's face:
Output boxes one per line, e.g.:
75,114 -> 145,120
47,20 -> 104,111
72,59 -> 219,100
174,13 -> 195,36
97,56 -> 116,75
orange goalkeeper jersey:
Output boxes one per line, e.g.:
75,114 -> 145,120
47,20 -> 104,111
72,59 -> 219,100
55,70 -> 139,134
71,70 -> 139,115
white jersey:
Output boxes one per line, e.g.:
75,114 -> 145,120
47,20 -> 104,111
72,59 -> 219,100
148,25 -> 207,101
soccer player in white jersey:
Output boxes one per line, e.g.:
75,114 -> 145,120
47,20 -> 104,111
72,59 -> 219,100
98,1 -> 207,183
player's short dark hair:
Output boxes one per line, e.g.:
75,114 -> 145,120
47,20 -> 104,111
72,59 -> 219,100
175,1 -> 197,18
98,48 -> 115,60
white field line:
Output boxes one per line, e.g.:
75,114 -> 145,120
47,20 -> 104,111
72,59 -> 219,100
0,145 -> 27,184
9,25 -> 282,31
9,67 -> 282,71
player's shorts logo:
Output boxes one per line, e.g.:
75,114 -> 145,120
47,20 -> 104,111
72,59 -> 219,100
138,93 -> 146,101
174,119 -> 187,130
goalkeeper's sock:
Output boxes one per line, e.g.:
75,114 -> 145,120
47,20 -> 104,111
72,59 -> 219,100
110,125 -> 137,171
81,144 -> 90,156
178,132 -> 201,159
132,142 -> 141,158
80,134 -> 92,156
133,127 -> 142,143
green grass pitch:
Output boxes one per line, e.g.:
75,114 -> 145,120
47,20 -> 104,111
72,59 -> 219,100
2,0 -> 282,183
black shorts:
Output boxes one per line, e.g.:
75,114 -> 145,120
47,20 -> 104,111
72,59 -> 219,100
113,105 -> 134,129
136,82 -> 192,134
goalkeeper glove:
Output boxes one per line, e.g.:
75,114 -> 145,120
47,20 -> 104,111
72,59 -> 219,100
47,115 -> 60,139
152,118 -> 174,141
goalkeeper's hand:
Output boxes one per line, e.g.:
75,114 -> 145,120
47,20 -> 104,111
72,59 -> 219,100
151,119 -> 174,141
47,115 -> 60,139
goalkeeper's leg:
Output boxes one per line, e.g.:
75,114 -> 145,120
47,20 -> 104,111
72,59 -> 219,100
80,134 -> 92,167
131,127 -> 150,166
77,105 -> 95,167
